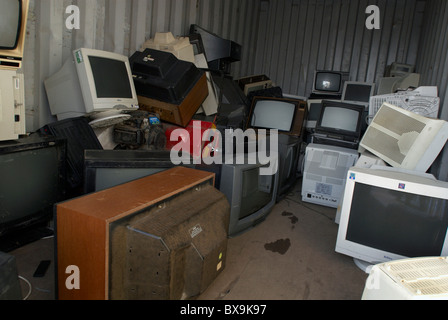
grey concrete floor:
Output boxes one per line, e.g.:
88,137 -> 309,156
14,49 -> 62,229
9,180 -> 368,301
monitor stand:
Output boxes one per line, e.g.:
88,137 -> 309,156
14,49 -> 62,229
353,258 -> 375,274
88,110 -> 131,129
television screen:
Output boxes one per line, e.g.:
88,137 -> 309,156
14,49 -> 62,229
247,97 -> 307,136
83,149 -> 192,193
316,100 -> 364,136
0,0 -> 28,70
239,167 -> 275,219
342,82 -> 375,104
0,0 -> 21,49
250,100 -> 295,131
0,135 -> 66,245
315,72 -> 342,93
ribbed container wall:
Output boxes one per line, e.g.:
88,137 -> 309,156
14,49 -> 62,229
23,0 -> 261,131
253,0 -> 426,96
416,0 -> 448,181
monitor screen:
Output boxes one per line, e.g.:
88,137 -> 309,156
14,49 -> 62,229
0,0 -> 21,49
342,82 -> 375,103
314,72 -> 342,93
347,182 -> 448,257
89,56 -> 134,99
83,149 -> 189,193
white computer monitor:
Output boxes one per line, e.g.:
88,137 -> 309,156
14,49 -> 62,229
45,48 -> 139,123
336,166 -> 448,268
360,102 -> 448,173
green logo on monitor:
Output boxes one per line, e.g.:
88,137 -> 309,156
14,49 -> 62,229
75,50 -> 83,64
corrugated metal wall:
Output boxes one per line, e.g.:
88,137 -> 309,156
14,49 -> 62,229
416,0 -> 448,181
253,0 -> 426,96
24,0 -> 427,131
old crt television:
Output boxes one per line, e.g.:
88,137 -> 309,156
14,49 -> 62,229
360,102 -> 448,172
44,48 -> 139,124
336,166 -> 448,268
56,167 -> 230,300
312,70 -> 349,96
217,153 -> 279,237
313,100 -> 365,149
84,149 -> 193,193
247,97 -> 307,136
342,81 -> 375,105
0,134 -> 66,246
0,0 -> 29,70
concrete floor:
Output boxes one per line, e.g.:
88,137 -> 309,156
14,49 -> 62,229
9,180 -> 368,300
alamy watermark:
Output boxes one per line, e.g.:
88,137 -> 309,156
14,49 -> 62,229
169,121 -> 279,176
65,5 -> 380,31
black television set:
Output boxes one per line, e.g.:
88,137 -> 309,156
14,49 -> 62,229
246,97 -> 307,137
0,134 -> 66,251
311,70 -> 349,97
83,149 -> 194,194
189,24 -> 242,73
312,100 -> 365,149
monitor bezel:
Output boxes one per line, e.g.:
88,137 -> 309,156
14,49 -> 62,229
74,48 -> 139,114
314,100 -> 365,140
336,167 -> 448,265
246,96 -> 307,136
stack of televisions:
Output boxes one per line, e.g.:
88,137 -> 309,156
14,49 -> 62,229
302,68 -> 448,300
0,14 -> 310,300
1,1 -> 447,299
